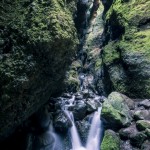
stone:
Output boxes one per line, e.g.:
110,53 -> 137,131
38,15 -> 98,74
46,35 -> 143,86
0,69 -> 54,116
130,132 -> 147,148
134,110 -> 150,120
101,92 -> 132,129
120,140 -> 134,150
73,100 -> 87,120
136,120 -> 150,131
138,99 -> 150,109
54,110 -> 72,133
119,124 -> 137,140
101,129 -> 120,150
86,99 -> 97,113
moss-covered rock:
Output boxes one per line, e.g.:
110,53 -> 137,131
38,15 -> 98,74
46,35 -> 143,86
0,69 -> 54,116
101,129 -> 120,150
0,0 -> 78,140
102,0 -> 150,98
136,120 -> 150,131
101,92 -> 132,129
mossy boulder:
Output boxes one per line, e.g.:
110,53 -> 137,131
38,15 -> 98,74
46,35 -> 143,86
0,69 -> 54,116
0,0 -> 78,140
101,92 -> 132,129
136,120 -> 150,131
101,129 -> 120,150
102,0 -> 150,98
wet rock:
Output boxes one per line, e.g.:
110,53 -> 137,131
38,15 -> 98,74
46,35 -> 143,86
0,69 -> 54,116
119,124 -> 137,140
120,140 -> 134,150
102,92 -> 132,129
73,100 -> 87,120
76,120 -> 91,145
101,129 -> 120,150
54,110 -> 72,133
136,120 -> 150,131
141,140 -> 150,150
138,100 -> 150,109
134,110 -> 150,120
86,99 -> 97,113
130,132 -> 147,148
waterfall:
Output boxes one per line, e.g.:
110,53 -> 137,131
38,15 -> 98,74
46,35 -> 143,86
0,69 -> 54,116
86,107 -> 102,150
65,110 -> 86,150
65,107 -> 102,150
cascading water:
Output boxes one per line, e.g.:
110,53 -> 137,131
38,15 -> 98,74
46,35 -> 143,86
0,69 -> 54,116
65,110 -> 85,150
65,106 -> 102,150
86,107 -> 102,150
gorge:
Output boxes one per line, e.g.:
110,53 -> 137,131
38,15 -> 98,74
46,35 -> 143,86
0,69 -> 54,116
0,0 -> 150,150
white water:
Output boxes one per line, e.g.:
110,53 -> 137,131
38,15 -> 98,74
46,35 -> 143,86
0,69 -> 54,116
86,107 -> 102,150
66,107 -> 102,150
65,110 -> 85,150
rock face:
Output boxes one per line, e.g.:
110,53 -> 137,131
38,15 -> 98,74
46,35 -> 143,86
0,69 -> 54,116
101,0 -> 150,98
0,0 -> 78,140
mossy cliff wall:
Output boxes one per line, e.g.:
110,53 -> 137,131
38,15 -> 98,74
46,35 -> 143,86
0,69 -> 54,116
0,0 -> 78,140
102,0 -> 150,98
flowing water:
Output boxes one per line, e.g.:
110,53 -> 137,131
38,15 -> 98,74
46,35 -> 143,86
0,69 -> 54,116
65,106 -> 102,150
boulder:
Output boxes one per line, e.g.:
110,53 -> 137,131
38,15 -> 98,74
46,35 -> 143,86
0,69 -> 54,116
73,100 -> 87,120
101,92 -> 132,129
134,110 -> 150,120
101,129 -> 120,150
138,100 -> 150,109
119,124 -> 137,140
136,120 -> 150,131
54,110 -> 72,133
120,140 -> 134,150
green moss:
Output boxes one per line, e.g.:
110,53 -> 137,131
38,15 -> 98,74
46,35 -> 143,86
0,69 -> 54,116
102,92 -> 132,128
0,0 -> 78,139
101,130 -> 120,150
103,42 -> 120,66
102,100 -> 123,126
95,58 -> 102,71
102,0 -> 150,98
136,120 -> 150,131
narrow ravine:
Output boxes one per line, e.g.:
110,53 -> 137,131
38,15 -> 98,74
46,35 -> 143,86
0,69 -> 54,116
47,1 -> 105,150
